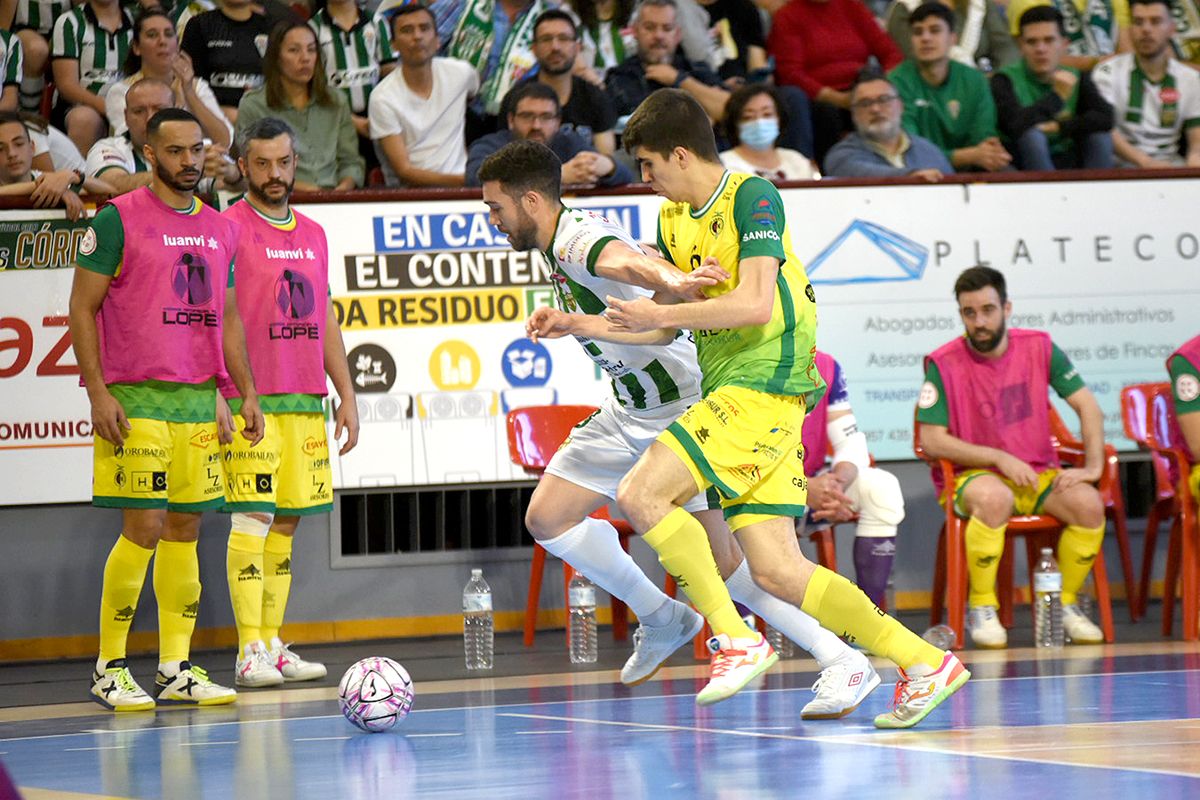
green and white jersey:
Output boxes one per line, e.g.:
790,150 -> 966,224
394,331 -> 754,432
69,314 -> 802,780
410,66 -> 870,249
1,31 -> 23,89
11,0 -> 73,36
51,4 -> 134,95
309,8 -> 396,115
543,206 -> 701,412
1093,52 -> 1200,164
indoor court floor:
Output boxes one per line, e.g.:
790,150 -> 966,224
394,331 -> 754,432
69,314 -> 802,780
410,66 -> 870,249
1,613 -> 1199,800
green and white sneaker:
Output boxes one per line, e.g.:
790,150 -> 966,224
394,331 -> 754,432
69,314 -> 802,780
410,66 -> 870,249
156,662 -> 237,706
90,659 -> 156,712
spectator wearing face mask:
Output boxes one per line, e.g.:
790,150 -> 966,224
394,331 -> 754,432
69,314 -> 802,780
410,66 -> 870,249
719,84 -> 820,182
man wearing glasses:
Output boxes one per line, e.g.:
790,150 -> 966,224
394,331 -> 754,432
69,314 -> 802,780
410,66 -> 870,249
823,69 -> 954,181
465,81 -> 633,186
499,9 -> 619,155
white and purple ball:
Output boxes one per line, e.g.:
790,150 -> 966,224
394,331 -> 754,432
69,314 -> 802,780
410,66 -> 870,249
338,657 -> 414,732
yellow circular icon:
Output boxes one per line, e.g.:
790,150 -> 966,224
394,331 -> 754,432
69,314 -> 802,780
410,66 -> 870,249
429,340 -> 481,390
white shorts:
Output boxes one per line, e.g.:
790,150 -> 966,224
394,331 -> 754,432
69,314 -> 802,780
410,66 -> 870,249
544,394 -> 713,514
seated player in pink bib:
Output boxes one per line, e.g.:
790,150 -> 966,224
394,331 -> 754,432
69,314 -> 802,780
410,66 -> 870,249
1168,334 -> 1200,502
916,266 -> 1106,649
798,351 -> 906,608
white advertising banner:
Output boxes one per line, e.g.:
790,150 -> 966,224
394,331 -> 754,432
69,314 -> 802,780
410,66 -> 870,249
1,177 -> 1196,504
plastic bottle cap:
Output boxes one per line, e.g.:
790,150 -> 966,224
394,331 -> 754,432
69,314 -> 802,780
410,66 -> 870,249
1040,548 -> 1053,556
471,568 -> 482,577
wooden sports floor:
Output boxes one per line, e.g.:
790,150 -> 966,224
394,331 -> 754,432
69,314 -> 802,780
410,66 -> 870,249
1,612 -> 1198,799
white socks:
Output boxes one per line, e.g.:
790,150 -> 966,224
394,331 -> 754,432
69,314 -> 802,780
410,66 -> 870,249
538,516 -> 674,626
724,559 -> 850,669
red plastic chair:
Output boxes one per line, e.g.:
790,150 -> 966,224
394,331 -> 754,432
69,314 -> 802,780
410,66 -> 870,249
1048,404 -> 1137,620
915,410 -> 1116,649
506,404 -> 659,647
1121,383 -> 1177,620
1142,385 -> 1200,640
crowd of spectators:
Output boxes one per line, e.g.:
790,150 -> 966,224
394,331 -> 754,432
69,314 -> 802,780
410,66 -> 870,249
1,0 -> 1198,210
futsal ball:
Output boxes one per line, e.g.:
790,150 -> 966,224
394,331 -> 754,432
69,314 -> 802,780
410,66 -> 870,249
338,657 -> 415,733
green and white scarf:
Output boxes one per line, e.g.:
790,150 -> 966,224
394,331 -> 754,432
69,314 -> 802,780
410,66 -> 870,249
448,0 -> 545,114
1126,64 -> 1179,127
1056,0 -> 1116,56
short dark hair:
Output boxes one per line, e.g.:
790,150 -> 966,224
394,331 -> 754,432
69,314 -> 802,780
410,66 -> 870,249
623,88 -> 719,162
1129,0 -> 1171,13
954,266 -> 1008,305
507,81 -> 561,117
389,1 -> 437,32
1017,5 -> 1065,36
147,107 -> 200,140
533,8 -> 577,38
633,0 -> 677,23
238,116 -> 296,158
478,139 -> 562,204
909,2 -> 956,31
723,84 -> 788,148
0,111 -> 31,136
849,66 -> 895,101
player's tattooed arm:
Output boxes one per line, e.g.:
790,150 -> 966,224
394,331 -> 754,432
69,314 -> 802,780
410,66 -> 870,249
592,241 -> 729,301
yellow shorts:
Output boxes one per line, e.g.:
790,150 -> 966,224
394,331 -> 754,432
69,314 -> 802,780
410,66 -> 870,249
660,385 -> 808,533
1190,464 -> 1200,503
93,419 -> 224,511
949,468 -> 1060,518
221,411 -> 333,516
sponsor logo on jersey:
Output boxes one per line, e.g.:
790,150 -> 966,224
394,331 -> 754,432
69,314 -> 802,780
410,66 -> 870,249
751,196 -> 776,227
1177,373 -> 1200,403
741,229 -> 780,242
79,227 -> 97,256
918,381 -> 939,409
163,234 -> 219,250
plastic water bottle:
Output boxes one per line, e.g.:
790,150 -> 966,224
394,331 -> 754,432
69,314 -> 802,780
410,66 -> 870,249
764,624 -> 795,658
463,569 -> 494,670
922,624 -> 956,650
1033,547 -> 1065,648
568,573 -> 597,664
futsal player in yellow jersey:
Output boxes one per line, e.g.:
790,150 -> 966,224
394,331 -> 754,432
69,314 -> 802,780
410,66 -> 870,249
606,89 -> 969,727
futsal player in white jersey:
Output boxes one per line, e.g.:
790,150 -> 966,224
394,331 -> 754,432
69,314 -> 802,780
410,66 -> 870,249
479,139 -> 879,718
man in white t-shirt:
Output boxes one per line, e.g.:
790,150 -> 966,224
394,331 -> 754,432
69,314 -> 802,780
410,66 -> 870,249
1092,0 -> 1200,167
368,3 -> 478,187
84,78 -> 174,195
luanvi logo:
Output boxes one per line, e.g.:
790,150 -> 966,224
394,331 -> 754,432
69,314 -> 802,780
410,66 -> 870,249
238,564 -> 262,582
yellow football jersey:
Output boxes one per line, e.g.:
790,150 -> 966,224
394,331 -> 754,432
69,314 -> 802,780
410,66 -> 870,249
656,171 -> 823,401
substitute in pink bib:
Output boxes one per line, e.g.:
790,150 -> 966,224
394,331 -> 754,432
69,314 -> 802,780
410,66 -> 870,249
916,266 -> 1107,650
220,200 -> 329,399
95,186 -> 240,387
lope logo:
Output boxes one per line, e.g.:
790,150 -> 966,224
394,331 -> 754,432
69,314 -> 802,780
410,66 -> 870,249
275,269 -> 318,320
171,253 -> 214,307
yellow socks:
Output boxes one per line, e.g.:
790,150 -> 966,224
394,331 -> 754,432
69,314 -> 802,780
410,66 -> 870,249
154,539 -> 201,664
228,531 -> 266,652
1058,524 -> 1105,605
261,531 -> 294,643
965,516 -> 1007,608
801,566 -> 944,671
642,507 -> 754,639
98,535 -> 155,664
